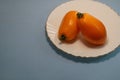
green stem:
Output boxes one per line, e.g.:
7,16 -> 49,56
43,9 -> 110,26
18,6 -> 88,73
59,34 -> 66,41
77,12 -> 83,19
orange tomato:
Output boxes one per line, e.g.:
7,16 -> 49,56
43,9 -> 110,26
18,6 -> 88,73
77,12 -> 107,45
58,11 -> 79,43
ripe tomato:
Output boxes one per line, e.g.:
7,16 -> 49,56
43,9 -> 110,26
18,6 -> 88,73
77,12 -> 107,45
58,11 -> 79,43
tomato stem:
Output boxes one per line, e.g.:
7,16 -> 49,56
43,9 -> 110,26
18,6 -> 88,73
59,34 -> 66,41
77,12 -> 83,19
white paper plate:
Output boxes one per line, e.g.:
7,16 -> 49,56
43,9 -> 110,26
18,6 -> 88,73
46,0 -> 120,57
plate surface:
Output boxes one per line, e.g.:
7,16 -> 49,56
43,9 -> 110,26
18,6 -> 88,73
46,0 -> 120,57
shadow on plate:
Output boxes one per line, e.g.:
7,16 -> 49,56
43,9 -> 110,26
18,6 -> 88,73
45,31 -> 120,63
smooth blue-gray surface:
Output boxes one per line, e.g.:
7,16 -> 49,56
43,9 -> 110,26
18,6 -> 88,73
0,0 -> 120,80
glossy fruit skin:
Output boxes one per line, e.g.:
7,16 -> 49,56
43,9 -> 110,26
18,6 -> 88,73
77,13 -> 107,45
58,11 -> 78,42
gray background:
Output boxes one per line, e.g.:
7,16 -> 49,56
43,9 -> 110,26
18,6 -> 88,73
0,0 -> 120,80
